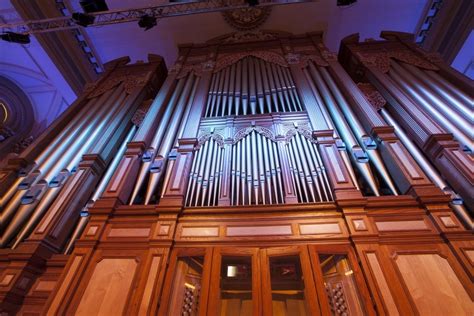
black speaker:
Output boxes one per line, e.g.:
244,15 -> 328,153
80,0 -> 108,13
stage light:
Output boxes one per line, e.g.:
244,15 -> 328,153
138,15 -> 157,31
0,32 -> 30,44
72,12 -> 95,27
80,0 -> 108,13
337,0 -> 357,6
246,0 -> 259,6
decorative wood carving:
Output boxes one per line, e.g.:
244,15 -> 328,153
222,7 -> 271,31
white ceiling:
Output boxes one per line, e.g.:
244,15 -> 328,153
66,0 -> 429,67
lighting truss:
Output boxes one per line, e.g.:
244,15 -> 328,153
0,0 -> 314,35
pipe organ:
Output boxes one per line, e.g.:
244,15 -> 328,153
0,32 -> 472,315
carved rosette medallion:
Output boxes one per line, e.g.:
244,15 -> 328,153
222,7 -> 271,31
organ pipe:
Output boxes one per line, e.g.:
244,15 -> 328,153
395,62 -> 471,140
204,56 -> 302,117
129,77 -> 186,204
380,108 -> 472,230
308,63 -> 380,196
389,63 -> 473,151
319,67 -> 398,195
0,88 -> 119,229
62,125 -> 138,254
406,65 -> 471,120
424,70 -> 473,115
144,74 -> 197,204
1,86 -> 131,247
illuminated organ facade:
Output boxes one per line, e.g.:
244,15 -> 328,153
0,31 -> 472,315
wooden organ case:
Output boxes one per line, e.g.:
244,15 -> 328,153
0,31 -> 472,315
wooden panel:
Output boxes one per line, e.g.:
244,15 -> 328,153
75,258 -> 138,316
396,254 -> 473,315
366,253 -> 399,316
48,255 -> 84,315
375,220 -> 428,231
108,228 -> 150,238
299,223 -> 341,235
181,226 -> 219,237
226,225 -> 292,236
139,256 -> 162,315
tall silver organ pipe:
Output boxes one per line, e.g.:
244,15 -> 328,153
302,68 -> 360,190
319,67 -> 398,195
394,62 -> 471,140
0,88 -> 119,229
62,125 -> 138,254
407,66 -> 472,120
205,56 -> 302,117
286,131 -> 333,203
424,70 -> 473,115
380,109 -> 472,230
129,77 -> 187,204
388,63 -> 473,152
1,86 -> 130,247
308,63 -> 380,196
144,74 -> 197,204
230,131 -> 285,205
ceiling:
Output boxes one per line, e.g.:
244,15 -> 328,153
64,0 -> 429,67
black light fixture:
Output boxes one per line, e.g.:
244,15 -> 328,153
337,0 -> 357,6
80,0 -> 108,13
0,32 -> 30,44
138,15 -> 157,31
246,0 -> 259,6
72,12 -> 96,27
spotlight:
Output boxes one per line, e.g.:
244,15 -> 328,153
0,32 -> 30,44
138,15 -> 157,31
246,0 -> 259,6
72,12 -> 95,27
337,0 -> 357,6
80,0 -> 108,13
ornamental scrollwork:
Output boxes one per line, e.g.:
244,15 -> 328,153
232,125 -> 275,144
87,73 -> 149,98
214,50 -> 288,73
356,49 -> 439,73
197,132 -> 225,149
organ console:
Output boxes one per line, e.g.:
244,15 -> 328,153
0,31 -> 472,315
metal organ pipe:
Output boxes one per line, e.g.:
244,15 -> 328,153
308,63 -> 380,196
395,62 -> 471,139
62,125 -> 138,254
424,70 -> 472,117
407,66 -> 472,119
129,77 -> 186,204
319,67 -> 398,195
2,87 -> 129,247
389,64 -> 473,152
0,88 -> 119,229
380,108 -> 473,230
144,74 -> 197,205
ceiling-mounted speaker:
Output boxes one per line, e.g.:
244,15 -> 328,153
80,0 -> 109,13
337,0 -> 357,6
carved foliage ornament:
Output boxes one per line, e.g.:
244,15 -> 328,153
214,50 -> 288,73
233,125 -> 275,144
357,83 -> 386,110
86,72 -> 150,99
222,7 -> 271,31
197,133 -> 225,148
356,49 -> 438,73
284,126 -> 317,144
222,30 -> 277,44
